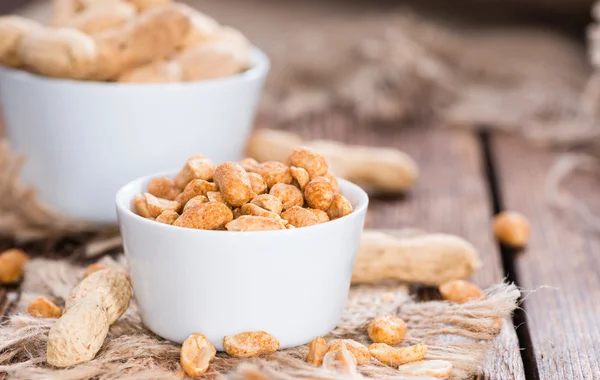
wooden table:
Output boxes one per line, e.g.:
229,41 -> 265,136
1,111 -> 598,380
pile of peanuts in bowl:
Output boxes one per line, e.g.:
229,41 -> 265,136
0,0 -> 251,82
133,147 -> 353,231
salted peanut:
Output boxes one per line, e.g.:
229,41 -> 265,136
270,183 -> 304,211
0,249 -> 30,283
214,162 -> 255,207
205,191 -> 226,205
369,343 -> 428,367
241,203 -> 286,224
290,166 -> 310,190
128,0 -> 172,12
172,3 -> 220,49
251,194 -> 283,215
288,147 -> 328,179
174,201 -> 233,230
281,206 -> 319,228
223,331 -> 280,358
368,315 -> 407,345
226,216 -> 285,232
156,210 -> 179,224
397,359 -> 453,378
306,336 -> 327,366
174,156 -> 216,189
63,2 -> 136,35
304,177 -> 335,211
94,5 -> 191,80
248,172 -> 268,195
176,179 -> 218,206
118,59 -> 182,83
492,211 -> 530,248
133,194 -> 151,218
322,342 -> 357,374
19,27 -> 98,79
180,333 -> 216,377
328,194 -> 353,220
439,280 -> 484,304
308,208 -> 329,223
239,157 -> 260,173
148,177 -> 179,200
0,16 -> 42,67
324,171 -> 339,193
27,296 -> 62,319
258,161 -> 293,189
84,263 -> 109,278
326,339 -> 370,365
144,193 -> 180,218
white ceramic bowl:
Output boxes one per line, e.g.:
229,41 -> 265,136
0,48 -> 269,223
116,172 -> 368,350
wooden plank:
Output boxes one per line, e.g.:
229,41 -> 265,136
493,134 -> 600,379
273,115 -> 525,379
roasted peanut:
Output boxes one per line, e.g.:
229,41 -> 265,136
288,146 -> 328,179
248,172 -> 268,195
286,224 -> 295,229
174,156 -> 216,189
0,249 -> 29,283
62,1 -> 136,35
148,176 -> 179,200
290,166 -> 310,190
214,162 -> 255,207
492,211 -> 530,248
439,280 -> 484,304
176,179 -> 218,206
51,0 -> 81,25
241,203 -> 284,222
182,195 -> 208,212
118,59 -> 182,83
308,208 -> 329,223
127,0 -> 172,12
173,201 -> 233,230
322,342 -> 357,374
223,331 -> 279,358
397,359 -> 453,378
369,343 -> 428,367
180,333 -> 216,377
258,161 -> 293,188
306,336 -> 327,366
133,194 -> 151,218
324,171 -> 339,193
172,3 -> 219,49
327,194 -> 353,220
251,194 -> 283,214
270,183 -> 303,211
232,207 -> 242,219
368,315 -> 407,345
326,339 -> 370,365
238,157 -> 260,173
226,216 -> 285,231
206,191 -> 228,205
304,177 -> 335,211
27,296 -> 62,318
84,263 -> 109,278
156,210 -> 179,224
281,206 -> 319,228
144,193 -> 180,218
176,39 -> 248,81
0,16 -> 42,67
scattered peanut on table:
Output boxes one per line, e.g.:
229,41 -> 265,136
439,279 -> 485,304
27,296 -> 62,318
180,333 -> 216,376
0,248 -> 30,284
492,210 -> 531,248
368,315 -> 407,345
369,343 -> 428,367
223,331 -> 280,358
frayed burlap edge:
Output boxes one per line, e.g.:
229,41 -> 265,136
0,256 -> 520,380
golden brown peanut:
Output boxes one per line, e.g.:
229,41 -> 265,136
492,211 -> 530,248
439,280 -> 484,304
226,215 -> 285,232
327,194 -> 353,220
270,183 -> 303,211
306,336 -> 327,366
173,201 -> 233,230
156,209 -> 179,224
214,162 -> 255,207
127,0 -> 172,11
133,194 -> 151,218
352,230 -> 481,285
174,156 -> 216,189
369,343 -> 428,367
84,263 -> 109,278
304,177 -> 335,211
308,208 -> 329,223
172,3 -> 220,49
223,331 -> 279,358
148,176 -> 179,200
239,157 -> 260,173
248,172 -> 268,195
118,59 -> 182,83
324,171 -> 339,193
28,296 -> 62,318
176,179 -> 218,206
322,342 -> 357,374
63,2 -> 136,35
258,161 -> 293,189
94,6 -> 191,80
19,27 -> 98,79
232,207 -> 242,219
0,16 -> 42,67
206,191 -> 227,205
326,339 -> 370,365
368,315 -> 407,345
397,359 -> 453,377
281,206 -> 319,228
290,166 -> 310,190
288,146 -> 328,179
241,203 -> 285,223
180,333 -> 216,377
251,194 -> 283,215
144,193 -> 180,218
0,249 -> 30,284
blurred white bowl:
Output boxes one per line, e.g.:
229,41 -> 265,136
116,173 -> 368,350
0,47 -> 269,223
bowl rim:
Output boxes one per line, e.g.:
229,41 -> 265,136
116,170 -> 369,235
0,46 -> 270,89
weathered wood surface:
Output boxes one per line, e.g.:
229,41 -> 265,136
493,134 -> 600,380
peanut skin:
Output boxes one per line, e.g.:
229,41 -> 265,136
213,162 -> 255,207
